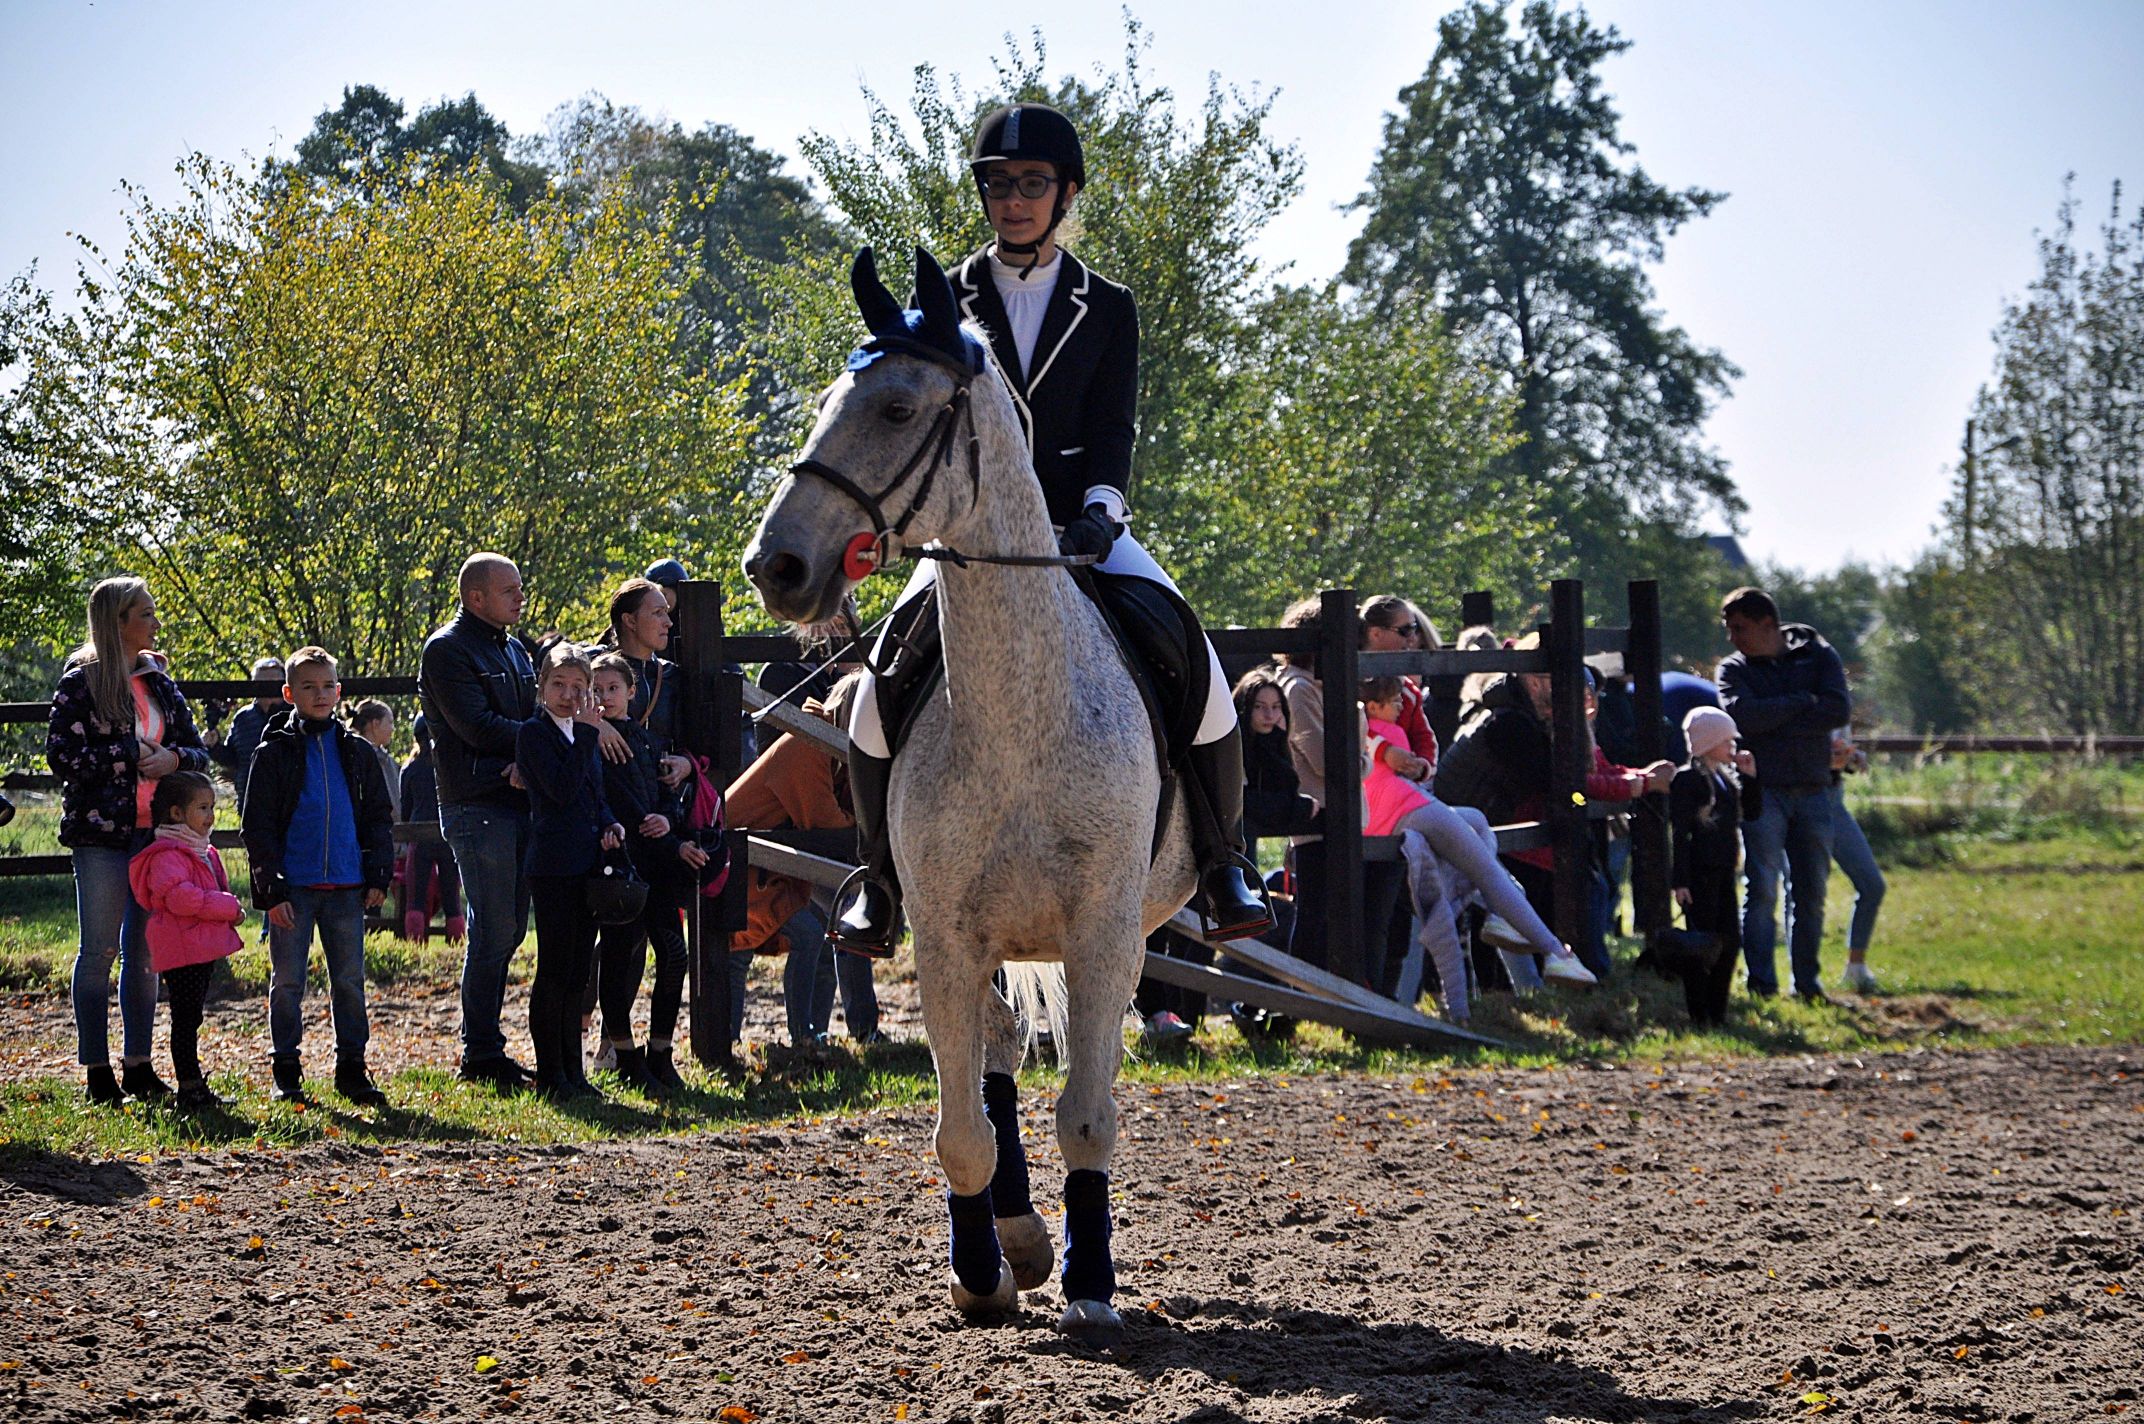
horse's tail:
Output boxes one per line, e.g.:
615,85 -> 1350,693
999,961 -> 1070,1069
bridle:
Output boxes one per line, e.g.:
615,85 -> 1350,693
786,340 -> 1097,576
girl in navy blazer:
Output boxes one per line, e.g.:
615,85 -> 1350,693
517,645 -> 624,1100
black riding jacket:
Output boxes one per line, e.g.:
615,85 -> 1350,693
418,610 -> 537,809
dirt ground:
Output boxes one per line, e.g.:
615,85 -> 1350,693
4,1045 -> 2139,1423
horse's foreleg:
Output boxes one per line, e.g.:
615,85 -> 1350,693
981,982 -> 1052,1290
1053,917 -> 1143,1349
918,943 -> 1014,1316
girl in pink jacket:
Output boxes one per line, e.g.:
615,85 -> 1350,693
128,770 -> 244,1111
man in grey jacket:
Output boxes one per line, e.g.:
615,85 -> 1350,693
1716,586 -> 1852,1002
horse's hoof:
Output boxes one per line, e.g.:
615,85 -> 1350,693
997,1212 -> 1055,1292
949,1260 -> 1017,1319
1057,1298 -> 1124,1351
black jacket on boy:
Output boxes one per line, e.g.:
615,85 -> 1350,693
242,712 -> 395,910
948,247 -> 1137,527
1668,762 -> 1765,893
419,610 -> 538,810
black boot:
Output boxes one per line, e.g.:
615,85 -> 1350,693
831,750 -> 903,958
335,1056 -> 389,1107
1186,735 -> 1274,940
613,1044 -> 667,1097
85,1064 -> 123,1106
121,1060 -> 173,1101
645,1044 -> 688,1095
270,1052 -> 306,1103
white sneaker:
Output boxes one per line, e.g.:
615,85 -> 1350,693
1143,1011 -> 1195,1044
590,1039 -> 618,1073
1541,948 -> 1599,986
1842,962 -> 1879,994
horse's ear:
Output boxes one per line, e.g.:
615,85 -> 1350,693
851,247 -> 905,339
913,245 -> 963,356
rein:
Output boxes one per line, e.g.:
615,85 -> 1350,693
787,352 -> 1098,576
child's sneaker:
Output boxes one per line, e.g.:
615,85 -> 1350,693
590,1039 -> 619,1073
1842,962 -> 1880,994
1541,947 -> 1599,986
1478,914 -> 1530,952
1142,1010 -> 1195,1045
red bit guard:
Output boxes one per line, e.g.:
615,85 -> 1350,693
842,532 -> 882,580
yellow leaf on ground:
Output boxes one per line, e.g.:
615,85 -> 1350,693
781,1350 -> 809,1365
474,1356 -> 500,1374
329,1357 -> 354,1371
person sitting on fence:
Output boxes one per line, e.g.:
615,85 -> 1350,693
241,645 -> 394,1107
396,715 -> 464,946
128,769 -> 244,1112
350,699 -> 401,820
47,574 -> 212,1105
1656,706 -> 1763,1026
1826,728 -> 1883,995
588,652 -> 709,1095
203,655 -> 286,815
1362,677 -> 1596,1011
518,644 -> 627,1102
724,674 -> 881,1050
1360,595 -> 1445,1000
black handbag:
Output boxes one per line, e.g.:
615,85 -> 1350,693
1646,925 -> 1724,978
585,844 -> 649,925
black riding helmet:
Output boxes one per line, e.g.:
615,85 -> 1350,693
970,102 -> 1085,274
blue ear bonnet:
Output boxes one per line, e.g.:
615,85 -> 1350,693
848,245 -> 985,380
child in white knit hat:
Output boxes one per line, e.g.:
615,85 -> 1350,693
1660,706 -> 1761,1024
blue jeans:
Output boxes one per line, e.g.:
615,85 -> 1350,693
1741,786 -> 1837,995
270,887 -> 370,1059
70,836 -> 155,1066
1827,782 -> 1886,952
781,900 -> 881,1045
441,802 -> 531,1063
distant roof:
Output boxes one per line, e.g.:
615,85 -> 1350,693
1704,534 -> 1751,569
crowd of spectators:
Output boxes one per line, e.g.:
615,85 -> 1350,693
39,560 -> 1887,1109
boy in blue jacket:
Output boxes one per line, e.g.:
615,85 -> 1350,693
242,646 -> 395,1105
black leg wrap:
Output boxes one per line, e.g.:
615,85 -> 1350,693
982,1072 -> 1033,1219
1060,1168 -> 1115,1304
946,1187 -> 1002,1297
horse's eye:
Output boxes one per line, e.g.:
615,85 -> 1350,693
884,402 -> 916,424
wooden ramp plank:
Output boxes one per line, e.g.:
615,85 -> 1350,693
744,836 -> 854,891
1138,951 -> 1501,1049
740,682 -> 851,758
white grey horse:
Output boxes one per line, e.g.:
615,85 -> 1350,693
743,247 -> 1195,1349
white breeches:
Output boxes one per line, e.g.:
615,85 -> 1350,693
847,530 -> 1236,758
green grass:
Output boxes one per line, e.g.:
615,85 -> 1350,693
2,774 -> 2140,1160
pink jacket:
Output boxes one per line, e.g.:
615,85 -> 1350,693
128,836 -> 245,973
1363,715 -> 1432,837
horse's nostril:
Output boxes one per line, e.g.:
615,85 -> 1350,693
760,551 -> 808,593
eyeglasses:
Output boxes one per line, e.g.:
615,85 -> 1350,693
981,173 -> 1059,201
1376,623 -> 1422,639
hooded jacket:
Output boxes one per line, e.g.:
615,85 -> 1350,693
241,711 -> 396,909
1435,673 -> 1556,867
45,653 -> 210,850
1716,624 -> 1851,791
418,609 -> 537,809
128,834 -> 245,973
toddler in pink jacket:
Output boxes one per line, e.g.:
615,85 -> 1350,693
128,770 -> 244,1111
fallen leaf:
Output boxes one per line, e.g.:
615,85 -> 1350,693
718,1408 -> 759,1424
894,1407 -> 909,1421
642,1375 -> 661,1386
335,1407 -> 366,1418
475,1356 -> 500,1374
329,1357 -> 354,1371
1954,1346 -> 1970,1359
780,1350 -> 809,1365
2109,1284 -> 2126,1295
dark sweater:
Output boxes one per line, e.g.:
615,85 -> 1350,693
1242,726 -> 1318,841
599,717 -> 688,883
1716,625 -> 1850,791
1668,760 -> 1764,890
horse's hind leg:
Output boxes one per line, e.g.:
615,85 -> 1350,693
1053,916 -> 1144,1349
982,980 -> 1053,1290
918,940 -> 1015,1318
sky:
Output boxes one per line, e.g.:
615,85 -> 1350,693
3,0 -> 2139,575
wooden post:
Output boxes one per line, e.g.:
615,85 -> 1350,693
674,578 -> 736,1071
1547,579 -> 1591,957
1626,579 -> 1671,938
1318,588 -> 1364,985
1460,590 -> 1495,630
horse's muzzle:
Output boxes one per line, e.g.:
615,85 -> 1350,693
744,543 -> 843,625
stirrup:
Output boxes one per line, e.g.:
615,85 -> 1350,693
830,866 -> 901,959
1199,852 -> 1273,941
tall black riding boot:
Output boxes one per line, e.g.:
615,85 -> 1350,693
1186,733 -> 1274,941
831,750 -> 904,957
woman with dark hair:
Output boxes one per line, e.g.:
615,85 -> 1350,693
46,576 -> 210,1104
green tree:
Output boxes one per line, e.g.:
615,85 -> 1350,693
1343,1 -> 1742,583
275,84 -> 546,207
7,155 -> 757,672
1949,181 -> 2144,734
